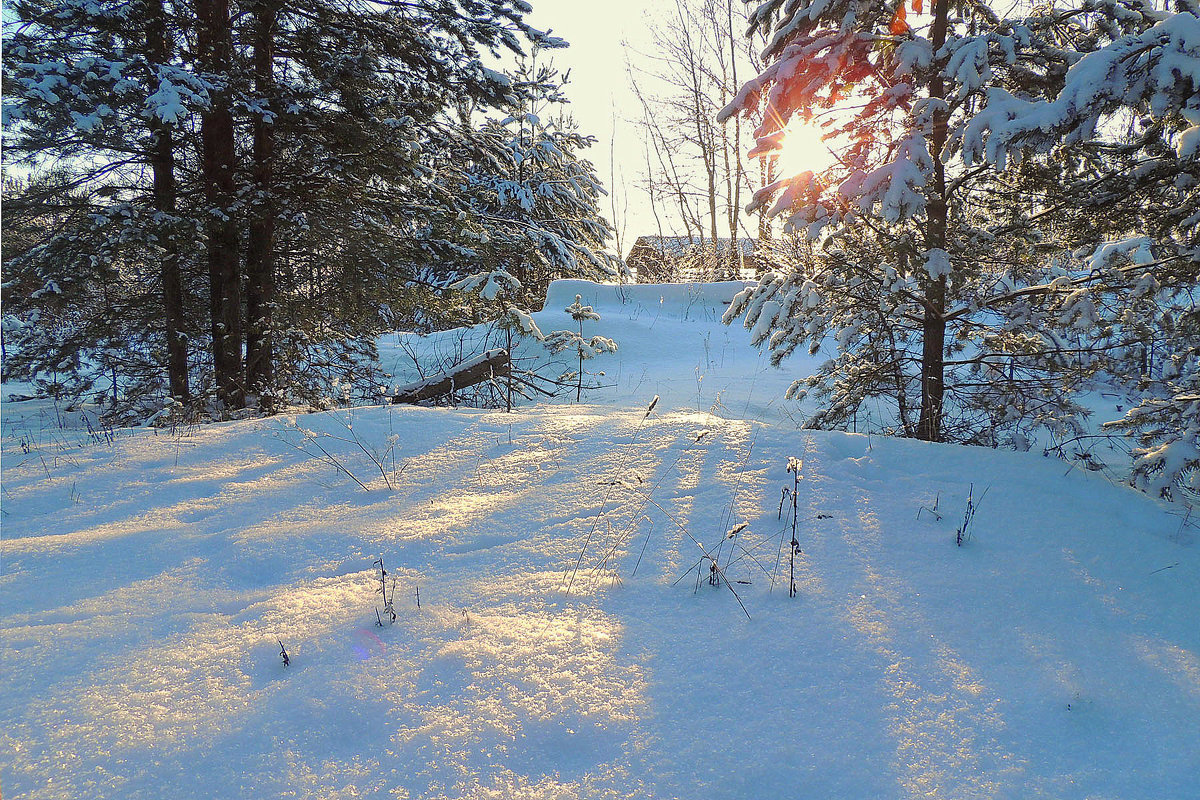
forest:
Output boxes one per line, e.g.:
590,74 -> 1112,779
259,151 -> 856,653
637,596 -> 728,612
3,0 -> 1198,495
3,3 -> 1200,798
2,0 -> 619,415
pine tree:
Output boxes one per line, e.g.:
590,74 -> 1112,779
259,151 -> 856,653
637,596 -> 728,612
2,0 -> 210,412
446,61 -> 624,408
196,0 -> 244,409
544,295 -> 618,402
3,0 -> 576,416
146,0 -> 190,402
244,0 -> 282,406
448,59 -> 621,307
961,4 -> 1200,495
719,0 -> 1178,447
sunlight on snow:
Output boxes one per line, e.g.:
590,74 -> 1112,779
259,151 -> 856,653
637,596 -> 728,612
3,284 -> 1199,799
804,444 -> 1027,798
1132,636 -> 1200,701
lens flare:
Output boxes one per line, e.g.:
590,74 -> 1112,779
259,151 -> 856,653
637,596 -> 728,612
351,628 -> 386,661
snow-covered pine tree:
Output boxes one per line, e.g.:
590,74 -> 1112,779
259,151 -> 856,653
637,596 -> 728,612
448,268 -> 545,410
959,4 -> 1200,496
544,295 -> 618,402
239,0 -> 542,404
3,0 -> 570,417
452,58 -> 622,308
1111,340 -> 1200,499
2,0 -> 209,414
719,0 -> 1174,446
446,59 -> 622,407
213,0 -> 577,407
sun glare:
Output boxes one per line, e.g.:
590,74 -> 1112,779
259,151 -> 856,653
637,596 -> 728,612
775,120 -> 840,177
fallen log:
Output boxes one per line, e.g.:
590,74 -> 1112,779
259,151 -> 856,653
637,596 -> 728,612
391,348 -> 510,404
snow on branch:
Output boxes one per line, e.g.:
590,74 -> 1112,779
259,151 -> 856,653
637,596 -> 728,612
961,11 -> 1200,168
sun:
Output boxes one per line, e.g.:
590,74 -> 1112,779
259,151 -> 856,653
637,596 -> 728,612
774,119 -> 840,178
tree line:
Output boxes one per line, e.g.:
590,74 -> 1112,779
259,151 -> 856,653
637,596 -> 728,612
2,0 -> 617,419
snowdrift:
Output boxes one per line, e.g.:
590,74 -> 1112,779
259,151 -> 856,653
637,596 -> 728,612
2,281 -> 1197,799
540,278 -> 756,314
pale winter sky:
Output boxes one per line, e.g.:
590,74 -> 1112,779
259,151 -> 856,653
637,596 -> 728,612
518,2 -> 828,258
522,0 -> 679,257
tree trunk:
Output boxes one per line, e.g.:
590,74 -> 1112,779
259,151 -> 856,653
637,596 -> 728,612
724,0 -> 744,281
916,0 -> 951,442
391,349 -> 510,405
758,155 -> 776,244
676,1 -> 719,265
917,275 -> 947,441
245,0 -> 278,407
146,0 -> 189,401
197,0 -> 243,408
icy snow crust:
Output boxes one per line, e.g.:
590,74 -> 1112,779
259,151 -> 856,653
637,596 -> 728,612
3,281 -> 1199,799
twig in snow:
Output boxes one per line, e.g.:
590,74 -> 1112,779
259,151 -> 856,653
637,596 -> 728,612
373,557 -> 396,623
713,430 -> 759,575
1171,505 -> 1195,542
772,457 -> 804,597
639,494 -> 749,619
595,430 -> 713,577
917,492 -> 941,521
956,484 -> 989,546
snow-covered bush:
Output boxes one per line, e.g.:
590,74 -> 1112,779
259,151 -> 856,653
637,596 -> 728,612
1108,349 -> 1200,500
544,295 -> 618,403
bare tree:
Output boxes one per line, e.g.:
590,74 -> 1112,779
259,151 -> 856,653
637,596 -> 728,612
626,0 -> 766,278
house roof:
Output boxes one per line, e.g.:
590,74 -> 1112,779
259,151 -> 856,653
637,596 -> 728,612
628,236 -> 757,260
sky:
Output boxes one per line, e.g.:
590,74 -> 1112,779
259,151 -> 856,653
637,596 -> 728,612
522,1 -> 678,256
516,2 -> 834,259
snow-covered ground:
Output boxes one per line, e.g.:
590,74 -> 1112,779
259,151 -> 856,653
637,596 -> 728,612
2,281 -> 1197,799
378,280 -> 806,426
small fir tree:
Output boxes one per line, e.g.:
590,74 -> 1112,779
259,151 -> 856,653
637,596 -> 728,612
544,295 -> 618,402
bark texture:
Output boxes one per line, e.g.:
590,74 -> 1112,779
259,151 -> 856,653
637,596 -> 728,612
197,0 -> 243,408
245,0 -> 279,405
146,0 -> 189,401
916,0 -> 952,442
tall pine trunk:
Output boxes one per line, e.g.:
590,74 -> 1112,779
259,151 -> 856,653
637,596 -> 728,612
197,0 -> 243,408
245,0 -> 278,407
146,0 -> 189,401
916,0 -> 951,442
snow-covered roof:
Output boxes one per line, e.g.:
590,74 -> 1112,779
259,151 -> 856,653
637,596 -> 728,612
628,235 -> 757,259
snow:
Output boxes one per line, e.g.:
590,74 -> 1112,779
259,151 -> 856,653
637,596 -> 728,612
3,280 -> 1199,798
449,269 -> 521,302
1086,237 -> 1157,272
924,247 -> 952,279
962,11 -> 1200,168
836,133 -> 932,226
145,77 -> 191,125
1180,123 -> 1200,159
